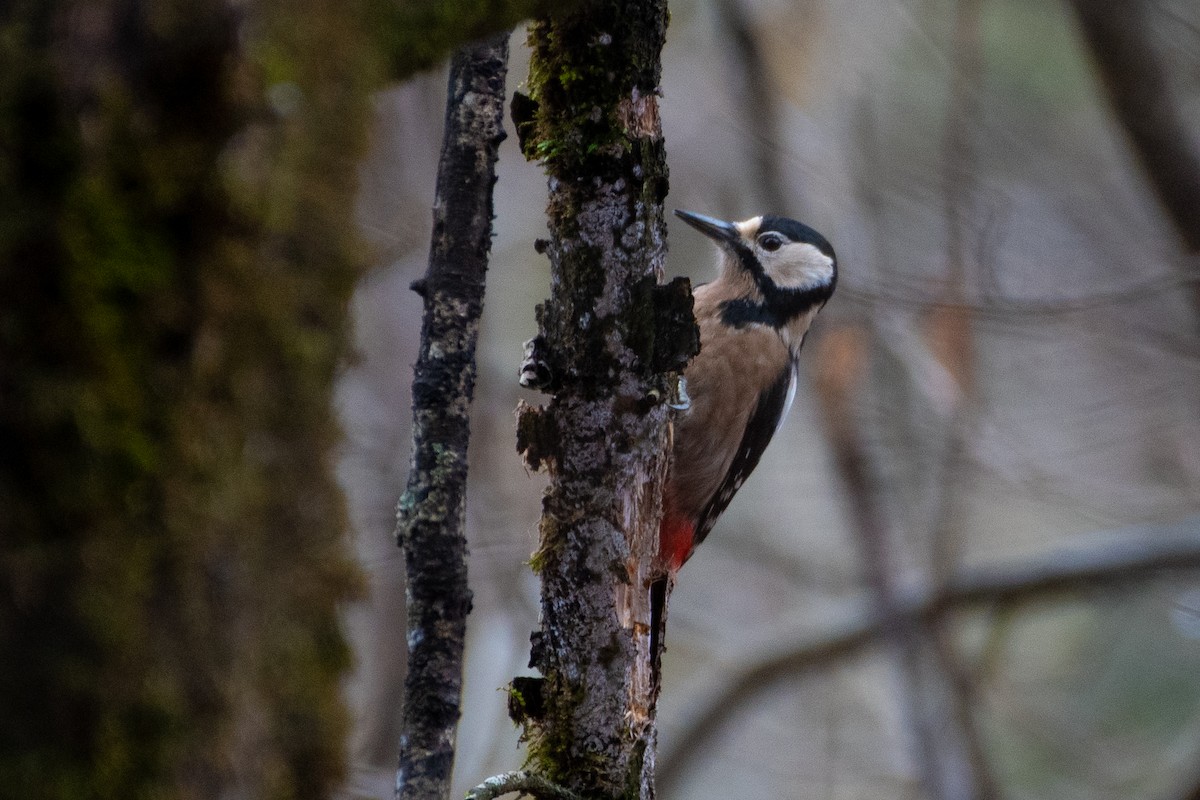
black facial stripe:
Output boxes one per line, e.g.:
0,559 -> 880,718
731,229 -> 835,288
720,282 -> 834,329
724,220 -> 837,325
765,276 -> 836,318
730,238 -> 763,279
720,298 -> 779,328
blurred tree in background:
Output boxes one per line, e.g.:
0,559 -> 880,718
0,0 -> 401,796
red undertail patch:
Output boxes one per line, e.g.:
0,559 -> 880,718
658,498 -> 696,573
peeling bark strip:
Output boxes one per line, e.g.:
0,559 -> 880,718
395,34 -> 509,800
513,1 -> 696,798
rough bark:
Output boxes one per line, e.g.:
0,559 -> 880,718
509,2 -> 696,798
394,34 -> 509,800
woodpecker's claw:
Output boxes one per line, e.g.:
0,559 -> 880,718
667,375 -> 691,410
519,336 -> 553,390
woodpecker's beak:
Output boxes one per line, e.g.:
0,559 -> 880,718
674,209 -> 740,245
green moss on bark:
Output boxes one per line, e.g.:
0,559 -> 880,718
522,0 -> 667,177
368,0 -> 575,78
515,2 -> 690,798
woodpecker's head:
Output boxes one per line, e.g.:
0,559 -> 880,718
676,209 -> 836,299
676,208 -> 835,345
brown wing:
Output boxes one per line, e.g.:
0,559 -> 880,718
668,277 -> 796,543
693,362 -> 794,545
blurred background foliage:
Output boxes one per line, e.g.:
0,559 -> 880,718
341,0 -> 1200,798
2,0 -> 1198,799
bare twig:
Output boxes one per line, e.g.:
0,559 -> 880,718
838,272 -> 1200,318
809,323 -> 961,800
941,0 -> 981,298
395,34 -> 509,800
915,1 -> 1000,792
657,517 -> 1200,791
464,771 -> 586,800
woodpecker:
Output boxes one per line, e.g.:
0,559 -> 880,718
652,209 -> 837,659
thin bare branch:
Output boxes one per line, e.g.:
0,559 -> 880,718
838,272 -> 1200,319
395,34 -> 509,800
464,771 -> 586,800
715,0 -> 787,213
911,2 -> 1000,789
811,321 -> 970,800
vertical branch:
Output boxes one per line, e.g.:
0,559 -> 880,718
919,1 -> 1001,794
511,1 -> 695,798
813,320 -> 996,800
1065,0 -> 1200,253
395,34 -> 509,800
929,0 -> 985,537
714,0 -> 787,213
811,325 -> 942,798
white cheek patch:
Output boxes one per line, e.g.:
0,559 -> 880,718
769,243 -> 834,290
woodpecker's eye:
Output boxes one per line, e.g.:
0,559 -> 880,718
758,234 -> 784,252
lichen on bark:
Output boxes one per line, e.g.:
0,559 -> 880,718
512,1 -> 697,798
395,32 -> 509,800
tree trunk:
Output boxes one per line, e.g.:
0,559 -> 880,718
395,33 -> 509,800
510,2 -> 697,797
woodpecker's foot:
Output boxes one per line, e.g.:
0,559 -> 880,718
519,335 -> 553,389
668,375 -> 691,410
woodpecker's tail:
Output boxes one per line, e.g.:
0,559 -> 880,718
653,494 -> 693,688
649,575 -> 669,688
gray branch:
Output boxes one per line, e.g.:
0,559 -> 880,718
395,33 -> 509,800
464,771 -> 586,800
509,3 -> 695,798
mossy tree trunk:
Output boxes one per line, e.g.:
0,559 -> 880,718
0,1 -> 381,797
510,1 -> 697,798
